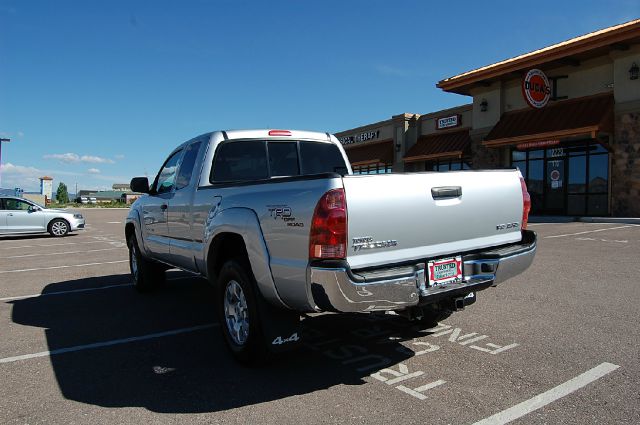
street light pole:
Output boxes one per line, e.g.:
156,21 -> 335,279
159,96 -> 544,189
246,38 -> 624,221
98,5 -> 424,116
0,138 -> 11,189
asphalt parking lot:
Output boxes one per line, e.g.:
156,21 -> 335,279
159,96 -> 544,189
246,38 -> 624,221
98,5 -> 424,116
1,209 -> 639,424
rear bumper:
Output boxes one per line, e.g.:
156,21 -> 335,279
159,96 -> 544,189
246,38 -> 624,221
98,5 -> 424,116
309,230 -> 537,313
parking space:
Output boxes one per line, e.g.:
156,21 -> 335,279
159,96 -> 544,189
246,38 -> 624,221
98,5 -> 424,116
1,212 -> 639,424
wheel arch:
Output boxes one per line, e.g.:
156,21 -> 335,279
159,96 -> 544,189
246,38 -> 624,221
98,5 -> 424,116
203,208 -> 288,309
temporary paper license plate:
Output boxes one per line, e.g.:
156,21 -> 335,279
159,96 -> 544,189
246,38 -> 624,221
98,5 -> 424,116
428,256 -> 463,286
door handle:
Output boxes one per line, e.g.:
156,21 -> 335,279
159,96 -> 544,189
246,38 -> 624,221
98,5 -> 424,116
161,204 -> 168,210
431,186 -> 462,199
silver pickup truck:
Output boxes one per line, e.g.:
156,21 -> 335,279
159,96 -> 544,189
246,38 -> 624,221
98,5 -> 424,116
125,129 -> 536,364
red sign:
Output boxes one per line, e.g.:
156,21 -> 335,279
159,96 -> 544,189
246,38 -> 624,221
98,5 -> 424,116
522,69 -> 551,109
516,140 -> 559,150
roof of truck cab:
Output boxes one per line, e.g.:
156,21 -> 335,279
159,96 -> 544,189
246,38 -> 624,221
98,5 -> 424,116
222,129 -> 334,142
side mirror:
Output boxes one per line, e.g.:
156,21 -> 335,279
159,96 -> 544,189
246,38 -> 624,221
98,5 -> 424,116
28,205 -> 40,212
130,177 -> 150,194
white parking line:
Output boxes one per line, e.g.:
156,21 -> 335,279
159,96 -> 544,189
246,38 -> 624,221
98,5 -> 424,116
0,275 -> 195,301
544,225 -> 639,239
0,324 -> 218,364
0,240 -> 107,250
0,260 -> 128,274
472,362 -> 620,425
2,247 -> 123,259
107,221 -> 122,224
0,283 -> 133,301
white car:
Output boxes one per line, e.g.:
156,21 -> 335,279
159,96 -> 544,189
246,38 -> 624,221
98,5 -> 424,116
0,197 -> 86,237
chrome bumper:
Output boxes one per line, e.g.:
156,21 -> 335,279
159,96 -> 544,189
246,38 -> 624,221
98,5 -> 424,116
309,230 -> 537,313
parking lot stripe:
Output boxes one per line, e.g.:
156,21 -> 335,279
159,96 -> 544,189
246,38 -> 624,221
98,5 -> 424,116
3,247 -> 123,259
472,362 -> 620,425
544,225 -> 639,239
0,283 -> 133,301
0,260 -> 128,274
0,240 -> 108,250
0,324 -> 218,364
0,275 -> 196,301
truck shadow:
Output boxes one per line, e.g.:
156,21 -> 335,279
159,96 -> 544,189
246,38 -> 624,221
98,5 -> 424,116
10,272 -> 430,414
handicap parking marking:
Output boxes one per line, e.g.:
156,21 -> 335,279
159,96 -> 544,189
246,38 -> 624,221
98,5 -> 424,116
472,362 -> 620,425
0,324 -> 218,364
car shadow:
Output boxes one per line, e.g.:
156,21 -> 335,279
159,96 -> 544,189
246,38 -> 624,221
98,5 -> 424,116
0,233 -> 81,241
10,272 -> 431,414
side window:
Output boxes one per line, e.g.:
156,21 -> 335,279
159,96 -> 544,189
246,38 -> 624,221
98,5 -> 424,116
268,142 -> 299,177
175,142 -> 202,190
154,150 -> 182,195
0,198 -> 4,210
299,141 -> 348,175
5,199 -> 31,210
211,141 -> 268,182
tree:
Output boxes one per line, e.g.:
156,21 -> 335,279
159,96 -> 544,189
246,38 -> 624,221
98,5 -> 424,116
56,182 -> 69,204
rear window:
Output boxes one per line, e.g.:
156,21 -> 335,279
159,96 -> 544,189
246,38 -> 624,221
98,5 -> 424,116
299,141 -> 348,175
210,140 -> 347,183
211,141 -> 268,182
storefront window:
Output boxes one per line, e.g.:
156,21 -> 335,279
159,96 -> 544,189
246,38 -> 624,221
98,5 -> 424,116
352,163 -> 392,175
426,158 -> 471,172
511,140 -> 609,216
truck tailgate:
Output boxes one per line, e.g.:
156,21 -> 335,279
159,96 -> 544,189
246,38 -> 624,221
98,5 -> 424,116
342,170 -> 524,269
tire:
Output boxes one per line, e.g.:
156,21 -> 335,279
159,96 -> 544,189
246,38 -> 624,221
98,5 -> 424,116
217,259 -> 269,366
48,219 -> 69,237
128,234 -> 166,292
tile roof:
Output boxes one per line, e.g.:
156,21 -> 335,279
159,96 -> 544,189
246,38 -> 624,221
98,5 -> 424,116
404,130 -> 471,162
484,93 -> 614,146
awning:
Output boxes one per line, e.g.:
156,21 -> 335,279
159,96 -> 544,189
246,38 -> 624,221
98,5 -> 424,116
403,130 -> 471,162
344,140 -> 394,166
483,93 -> 613,147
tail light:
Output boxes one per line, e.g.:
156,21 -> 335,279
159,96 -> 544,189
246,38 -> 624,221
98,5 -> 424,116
520,177 -> 531,230
268,130 -> 291,136
309,189 -> 347,260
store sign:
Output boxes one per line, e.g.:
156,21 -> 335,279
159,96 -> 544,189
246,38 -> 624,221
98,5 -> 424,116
516,140 -> 559,150
339,130 -> 380,145
522,69 -> 551,109
436,114 -> 461,130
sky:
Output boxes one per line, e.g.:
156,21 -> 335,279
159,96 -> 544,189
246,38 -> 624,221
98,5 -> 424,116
1,0 -> 638,192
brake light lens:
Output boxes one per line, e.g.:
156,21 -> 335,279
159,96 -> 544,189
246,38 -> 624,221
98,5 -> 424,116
309,189 -> 347,259
268,130 -> 291,136
520,177 -> 531,230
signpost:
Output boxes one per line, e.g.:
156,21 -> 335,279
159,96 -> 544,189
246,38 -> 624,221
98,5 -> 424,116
0,138 -> 11,188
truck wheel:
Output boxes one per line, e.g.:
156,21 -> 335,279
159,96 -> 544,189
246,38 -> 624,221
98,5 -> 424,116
217,259 -> 269,366
128,235 -> 165,292
48,219 -> 69,237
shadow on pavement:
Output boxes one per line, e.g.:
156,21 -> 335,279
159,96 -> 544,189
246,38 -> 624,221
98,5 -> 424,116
10,272 -> 425,414
0,233 -> 81,241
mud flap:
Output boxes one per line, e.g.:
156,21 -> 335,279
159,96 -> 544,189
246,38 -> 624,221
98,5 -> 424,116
255,292 -> 301,353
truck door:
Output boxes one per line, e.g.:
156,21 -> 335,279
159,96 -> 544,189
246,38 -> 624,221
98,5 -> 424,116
167,140 -> 203,271
142,149 -> 182,261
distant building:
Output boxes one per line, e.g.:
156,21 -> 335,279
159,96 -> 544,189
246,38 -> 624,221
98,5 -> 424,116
39,176 -> 53,203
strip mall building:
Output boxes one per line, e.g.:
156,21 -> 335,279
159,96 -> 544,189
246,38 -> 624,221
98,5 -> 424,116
336,20 -> 640,216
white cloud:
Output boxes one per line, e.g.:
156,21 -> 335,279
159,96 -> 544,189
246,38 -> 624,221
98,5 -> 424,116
81,155 -> 114,164
87,168 -> 101,174
1,162 -> 45,191
43,153 -> 115,164
115,154 -> 125,160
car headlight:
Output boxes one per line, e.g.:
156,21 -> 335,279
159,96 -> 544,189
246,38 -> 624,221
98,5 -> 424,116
73,213 -> 83,219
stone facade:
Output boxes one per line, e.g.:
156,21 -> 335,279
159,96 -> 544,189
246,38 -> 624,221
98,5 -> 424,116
611,109 -> 640,216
